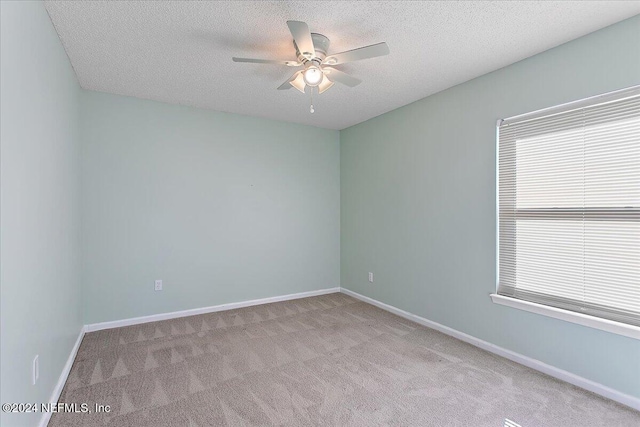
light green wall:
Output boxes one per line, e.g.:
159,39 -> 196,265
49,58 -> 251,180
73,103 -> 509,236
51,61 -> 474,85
80,91 -> 340,324
0,2 -> 82,426
340,16 -> 640,398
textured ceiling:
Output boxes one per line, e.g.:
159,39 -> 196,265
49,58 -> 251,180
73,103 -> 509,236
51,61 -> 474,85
44,1 -> 640,130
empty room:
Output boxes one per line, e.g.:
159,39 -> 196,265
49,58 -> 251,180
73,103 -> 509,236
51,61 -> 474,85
1,1 -> 639,426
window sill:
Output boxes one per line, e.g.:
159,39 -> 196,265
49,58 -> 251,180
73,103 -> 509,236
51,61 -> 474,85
490,294 -> 640,340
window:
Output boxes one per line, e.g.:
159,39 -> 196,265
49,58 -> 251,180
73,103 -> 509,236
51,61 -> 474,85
496,86 -> 639,331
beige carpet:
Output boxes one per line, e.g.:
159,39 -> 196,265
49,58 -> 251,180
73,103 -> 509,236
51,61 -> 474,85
50,293 -> 639,426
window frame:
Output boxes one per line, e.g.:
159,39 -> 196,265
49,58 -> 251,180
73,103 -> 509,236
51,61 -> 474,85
492,87 -> 640,340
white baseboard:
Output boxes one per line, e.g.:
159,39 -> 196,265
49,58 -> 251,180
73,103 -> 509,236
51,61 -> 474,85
340,288 -> 640,412
86,287 -> 340,332
39,325 -> 86,427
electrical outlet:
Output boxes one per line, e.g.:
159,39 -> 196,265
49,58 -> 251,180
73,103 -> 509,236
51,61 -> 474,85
155,280 -> 163,291
368,272 -> 374,283
33,355 -> 39,385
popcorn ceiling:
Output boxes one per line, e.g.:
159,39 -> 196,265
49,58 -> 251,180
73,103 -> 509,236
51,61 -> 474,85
44,1 -> 640,130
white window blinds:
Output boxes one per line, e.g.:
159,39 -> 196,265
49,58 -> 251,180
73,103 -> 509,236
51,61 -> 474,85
498,86 -> 640,327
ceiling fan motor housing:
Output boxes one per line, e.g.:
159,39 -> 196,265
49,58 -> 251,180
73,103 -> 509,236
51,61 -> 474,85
295,33 -> 330,64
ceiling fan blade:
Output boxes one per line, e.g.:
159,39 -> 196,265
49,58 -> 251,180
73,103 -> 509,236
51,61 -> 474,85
322,67 -> 361,87
318,74 -> 334,94
286,21 -> 316,59
233,57 -> 301,66
323,42 -> 389,65
277,71 -> 305,93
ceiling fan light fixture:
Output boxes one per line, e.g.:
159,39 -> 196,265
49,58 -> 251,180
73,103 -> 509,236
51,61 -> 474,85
289,71 -> 306,93
303,66 -> 323,87
318,74 -> 334,94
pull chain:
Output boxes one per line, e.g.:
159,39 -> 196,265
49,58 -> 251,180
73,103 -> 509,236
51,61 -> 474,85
310,86 -> 315,114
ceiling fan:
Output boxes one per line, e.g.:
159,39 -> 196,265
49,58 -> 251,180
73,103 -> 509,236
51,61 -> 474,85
233,21 -> 389,109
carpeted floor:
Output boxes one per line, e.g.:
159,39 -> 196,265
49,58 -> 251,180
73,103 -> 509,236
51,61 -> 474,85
50,293 -> 639,426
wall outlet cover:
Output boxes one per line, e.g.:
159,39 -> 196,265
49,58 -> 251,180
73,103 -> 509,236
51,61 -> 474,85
155,280 -> 163,291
